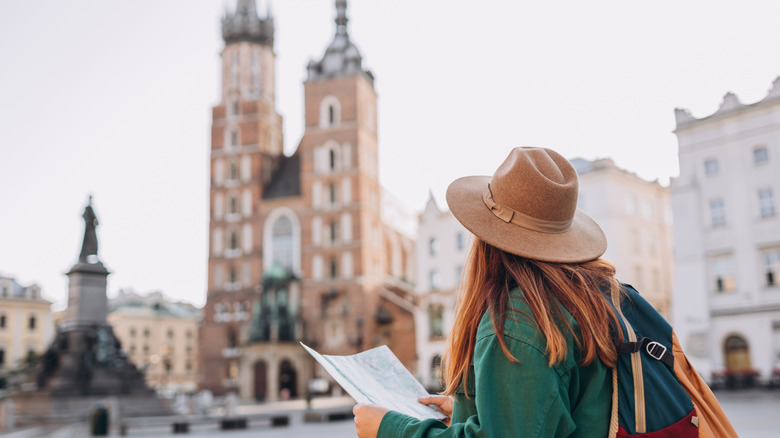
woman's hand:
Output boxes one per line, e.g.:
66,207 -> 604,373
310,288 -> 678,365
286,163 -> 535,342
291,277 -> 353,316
353,404 -> 389,438
418,395 -> 454,426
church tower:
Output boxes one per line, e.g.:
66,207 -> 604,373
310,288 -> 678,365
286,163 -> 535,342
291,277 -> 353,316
200,0 -> 418,400
200,0 -> 284,395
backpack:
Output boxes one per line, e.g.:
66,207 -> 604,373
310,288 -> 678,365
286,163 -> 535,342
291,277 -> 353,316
607,284 -> 738,438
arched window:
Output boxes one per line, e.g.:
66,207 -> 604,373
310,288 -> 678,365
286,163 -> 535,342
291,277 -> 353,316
329,149 -> 336,170
229,159 -> 238,181
319,96 -> 341,128
724,335 -> 751,371
329,220 -> 338,244
229,194 -> 239,215
272,216 -> 293,270
229,228 -> 239,250
330,257 -> 338,279
329,183 -> 337,205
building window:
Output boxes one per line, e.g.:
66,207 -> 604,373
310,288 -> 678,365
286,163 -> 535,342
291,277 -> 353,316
330,258 -> 338,279
319,96 -> 341,128
144,328 -> 150,338
272,216 -> 294,269
429,270 -> 441,290
754,146 -> 769,165
230,129 -> 238,147
625,194 -> 637,216
229,159 -> 238,181
704,158 -> 719,176
329,182 -> 337,205
710,198 -> 726,226
329,220 -> 338,244
428,305 -> 445,338
710,255 -> 736,293
429,238 -> 439,256
456,233 -> 465,251
229,194 -> 239,215
229,229 -> 239,250
0,314 -> 5,329
0,349 -> 5,367
130,328 -> 136,337
29,315 -> 36,331
763,248 -> 780,287
759,188 -> 775,218
167,329 -> 174,339
231,99 -> 238,116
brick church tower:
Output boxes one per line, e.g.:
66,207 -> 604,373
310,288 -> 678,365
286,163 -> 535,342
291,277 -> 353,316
200,0 -> 418,400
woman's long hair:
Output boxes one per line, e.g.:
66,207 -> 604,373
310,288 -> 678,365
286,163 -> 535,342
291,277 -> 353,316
442,238 -> 622,397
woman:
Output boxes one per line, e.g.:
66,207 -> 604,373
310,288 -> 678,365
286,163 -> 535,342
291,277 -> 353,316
355,147 -> 623,437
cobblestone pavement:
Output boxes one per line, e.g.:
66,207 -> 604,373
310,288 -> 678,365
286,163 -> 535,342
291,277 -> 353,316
2,390 -> 779,437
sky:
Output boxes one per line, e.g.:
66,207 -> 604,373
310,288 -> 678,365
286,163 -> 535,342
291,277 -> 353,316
2,0 -> 780,311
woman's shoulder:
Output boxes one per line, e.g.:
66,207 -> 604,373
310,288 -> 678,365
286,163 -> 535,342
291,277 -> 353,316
476,288 -> 548,350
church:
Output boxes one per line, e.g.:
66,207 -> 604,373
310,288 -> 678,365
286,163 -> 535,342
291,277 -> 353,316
199,0 -> 419,400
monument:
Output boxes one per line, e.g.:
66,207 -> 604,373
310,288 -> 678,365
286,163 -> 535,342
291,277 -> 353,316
13,197 -> 165,422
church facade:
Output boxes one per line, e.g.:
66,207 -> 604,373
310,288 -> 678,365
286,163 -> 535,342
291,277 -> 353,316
199,0 -> 418,400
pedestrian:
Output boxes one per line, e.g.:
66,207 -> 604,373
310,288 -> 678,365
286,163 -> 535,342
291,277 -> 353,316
354,147 -> 625,437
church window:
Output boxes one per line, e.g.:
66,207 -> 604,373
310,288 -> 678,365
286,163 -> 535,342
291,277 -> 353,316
28,315 -> 36,331
329,182 -> 337,205
329,220 -> 338,244
754,145 -> 769,165
229,266 -> 238,289
229,194 -> 239,215
329,149 -> 336,171
229,229 -> 239,251
272,216 -> 294,270
710,198 -> 726,226
230,129 -> 238,147
319,96 -> 341,128
229,159 -> 238,181
330,258 -> 338,279
341,212 -> 352,243
242,224 -> 252,254
341,252 -> 353,278
759,188 -> 775,218
231,99 -> 238,116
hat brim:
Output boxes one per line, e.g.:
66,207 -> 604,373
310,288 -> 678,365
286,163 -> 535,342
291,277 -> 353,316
446,176 -> 607,263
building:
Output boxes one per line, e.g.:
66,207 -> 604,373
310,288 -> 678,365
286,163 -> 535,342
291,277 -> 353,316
571,157 -> 674,317
0,274 -> 53,373
672,77 -> 780,382
413,194 -> 470,391
200,0 -> 418,400
107,289 -> 201,394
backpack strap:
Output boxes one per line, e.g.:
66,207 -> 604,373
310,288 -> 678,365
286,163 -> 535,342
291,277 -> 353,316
611,289 -> 647,434
620,337 -> 674,368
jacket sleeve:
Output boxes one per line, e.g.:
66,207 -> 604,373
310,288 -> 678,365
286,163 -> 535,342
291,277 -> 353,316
376,334 -> 576,438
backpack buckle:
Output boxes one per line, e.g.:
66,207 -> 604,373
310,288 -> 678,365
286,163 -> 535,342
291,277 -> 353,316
646,341 -> 667,361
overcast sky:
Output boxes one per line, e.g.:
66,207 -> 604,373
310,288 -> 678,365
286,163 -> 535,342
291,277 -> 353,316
2,0 -> 780,310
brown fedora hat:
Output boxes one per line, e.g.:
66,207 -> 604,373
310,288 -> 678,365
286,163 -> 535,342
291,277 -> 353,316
446,147 -> 606,263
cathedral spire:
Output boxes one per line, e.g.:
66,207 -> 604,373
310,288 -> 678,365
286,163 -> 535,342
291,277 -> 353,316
306,0 -> 373,84
222,0 -> 274,47
335,0 -> 348,35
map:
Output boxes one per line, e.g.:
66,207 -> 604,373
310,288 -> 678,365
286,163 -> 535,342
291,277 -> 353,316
301,343 -> 448,421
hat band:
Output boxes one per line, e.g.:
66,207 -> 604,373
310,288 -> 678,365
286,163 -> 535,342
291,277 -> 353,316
483,186 -> 573,234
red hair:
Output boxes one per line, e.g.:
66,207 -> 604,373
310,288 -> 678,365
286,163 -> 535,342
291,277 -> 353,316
442,238 -> 622,397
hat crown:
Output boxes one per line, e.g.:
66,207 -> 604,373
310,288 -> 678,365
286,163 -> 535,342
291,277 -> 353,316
489,147 -> 579,223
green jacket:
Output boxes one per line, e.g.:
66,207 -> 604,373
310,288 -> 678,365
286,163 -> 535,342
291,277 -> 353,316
377,288 -> 611,438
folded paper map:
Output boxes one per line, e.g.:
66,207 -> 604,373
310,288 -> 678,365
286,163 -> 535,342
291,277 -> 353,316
301,342 -> 448,421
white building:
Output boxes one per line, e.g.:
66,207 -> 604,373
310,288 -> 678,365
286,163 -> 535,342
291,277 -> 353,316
413,194 -> 471,390
0,273 -> 54,373
672,77 -> 780,383
571,158 -> 674,317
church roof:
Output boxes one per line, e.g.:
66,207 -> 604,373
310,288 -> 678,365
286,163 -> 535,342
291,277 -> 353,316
306,0 -> 373,84
262,154 -> 301,199
222,0 -> 274,47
